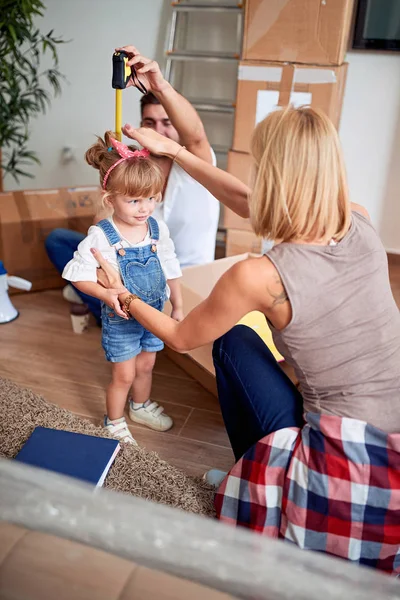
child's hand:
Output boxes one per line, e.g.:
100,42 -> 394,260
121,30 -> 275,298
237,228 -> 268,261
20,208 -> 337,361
171,307 -> 184,322
101,289 -> 128,319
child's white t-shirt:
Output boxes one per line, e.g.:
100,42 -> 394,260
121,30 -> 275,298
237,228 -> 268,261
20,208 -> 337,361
62,217 -> 182,283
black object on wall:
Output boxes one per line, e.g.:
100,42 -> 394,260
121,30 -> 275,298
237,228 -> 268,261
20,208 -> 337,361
353,0 -> 400,51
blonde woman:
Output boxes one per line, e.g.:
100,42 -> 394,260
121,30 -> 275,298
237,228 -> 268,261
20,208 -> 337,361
92,107 -> 400,574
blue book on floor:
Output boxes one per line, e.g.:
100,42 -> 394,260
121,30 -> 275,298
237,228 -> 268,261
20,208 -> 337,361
15,427 -> 120,487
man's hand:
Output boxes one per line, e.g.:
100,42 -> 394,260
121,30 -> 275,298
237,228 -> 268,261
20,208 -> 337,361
122,124 -> 180,158
117,44 -> 212,163
116,46 -> 169,94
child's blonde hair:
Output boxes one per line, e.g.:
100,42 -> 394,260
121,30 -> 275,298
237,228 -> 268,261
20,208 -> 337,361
85,131 -> 164,207
249,106 -> 350,242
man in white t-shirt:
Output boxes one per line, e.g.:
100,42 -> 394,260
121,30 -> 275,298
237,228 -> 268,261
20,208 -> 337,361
45,45 -> 220,323
139,91 -> 219,268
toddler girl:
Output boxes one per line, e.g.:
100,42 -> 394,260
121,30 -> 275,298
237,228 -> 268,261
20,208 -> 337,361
63,132 -> 183,444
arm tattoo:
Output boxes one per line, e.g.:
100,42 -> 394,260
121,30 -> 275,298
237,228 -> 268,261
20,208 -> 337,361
266,276 -> 288,306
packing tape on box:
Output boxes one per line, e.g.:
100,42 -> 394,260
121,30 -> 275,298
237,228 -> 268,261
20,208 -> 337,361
238,65 -> 282,82
278,64 -> 295,106
24,189 -> 66,223
14,191 -> 35,244
238,65 -> 337,85
239,64 -> 338,127
31,188 -> 68,218
59,187 -> 83,231
294,69 -> 337,85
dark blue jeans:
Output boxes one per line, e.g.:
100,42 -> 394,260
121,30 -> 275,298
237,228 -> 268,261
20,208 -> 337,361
213,325 -> 304,461
45,228 -> 102,324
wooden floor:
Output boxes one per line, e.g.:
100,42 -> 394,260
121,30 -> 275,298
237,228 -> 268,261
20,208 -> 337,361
0,290 -> 234,477
1,258 -> 399,478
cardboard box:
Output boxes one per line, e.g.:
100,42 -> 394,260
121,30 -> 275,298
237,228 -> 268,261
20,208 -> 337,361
227,150 -> 255,187
226,229 -> 262,257
233,61 -> 348,153
0,186 -> 100,292
165,254 -> 283,379
242,0 -> 355,65
223,151 -> 254,232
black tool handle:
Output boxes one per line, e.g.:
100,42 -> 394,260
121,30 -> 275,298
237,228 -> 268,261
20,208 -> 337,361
112,50 -> 147,94
112,51 -> 130,90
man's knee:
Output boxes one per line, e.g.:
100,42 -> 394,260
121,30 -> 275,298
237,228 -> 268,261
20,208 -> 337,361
44,228 -> 70,253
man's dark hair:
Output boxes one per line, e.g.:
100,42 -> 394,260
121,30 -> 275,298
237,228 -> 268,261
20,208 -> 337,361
140,92 -> 160,118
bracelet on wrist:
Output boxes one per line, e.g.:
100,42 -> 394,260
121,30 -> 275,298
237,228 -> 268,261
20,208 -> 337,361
122,293 -> 140,316
172,145 -> 186,162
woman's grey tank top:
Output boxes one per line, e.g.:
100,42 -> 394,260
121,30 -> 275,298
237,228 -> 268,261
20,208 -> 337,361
267,211 -> 400,433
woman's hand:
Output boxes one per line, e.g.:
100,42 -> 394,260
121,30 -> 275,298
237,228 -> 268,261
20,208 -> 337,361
91,248 -> 125,289
122,124 -> 181,159
91,248 -> 129,319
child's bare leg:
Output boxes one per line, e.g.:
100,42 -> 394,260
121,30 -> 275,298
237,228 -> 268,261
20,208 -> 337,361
130,351 -> 156,406
107,358 -> 136,420
129,351 -> 173,432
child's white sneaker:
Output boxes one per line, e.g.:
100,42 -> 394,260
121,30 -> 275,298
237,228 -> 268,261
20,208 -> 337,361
104,416 -> 138,445
129,399 -> 173,432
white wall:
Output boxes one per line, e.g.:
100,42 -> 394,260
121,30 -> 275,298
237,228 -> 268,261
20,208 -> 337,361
4,0 -> 165,191
3,0 -> 241,190
379,107 -> 400,252
5,5 -> 400,252
339,51 -> 400,251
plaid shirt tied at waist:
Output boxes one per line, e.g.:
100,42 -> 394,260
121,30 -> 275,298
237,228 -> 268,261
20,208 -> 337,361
215,412 -> 400,575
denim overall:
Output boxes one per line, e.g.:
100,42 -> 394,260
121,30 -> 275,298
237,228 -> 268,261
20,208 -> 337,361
97,217 -> 166,363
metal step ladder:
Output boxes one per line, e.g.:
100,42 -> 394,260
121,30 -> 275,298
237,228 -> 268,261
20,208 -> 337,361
163,0 -> 244,157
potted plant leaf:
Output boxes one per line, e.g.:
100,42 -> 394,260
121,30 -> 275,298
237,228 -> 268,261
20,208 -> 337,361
0,0 -> 66,189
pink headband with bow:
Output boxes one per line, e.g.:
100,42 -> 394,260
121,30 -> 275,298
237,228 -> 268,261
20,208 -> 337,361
102,137 -> 150,190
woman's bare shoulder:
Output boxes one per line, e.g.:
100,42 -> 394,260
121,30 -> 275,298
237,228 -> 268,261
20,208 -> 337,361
228,254 -> 277,280
228,255 -> 286,309
351,202 -> 370,220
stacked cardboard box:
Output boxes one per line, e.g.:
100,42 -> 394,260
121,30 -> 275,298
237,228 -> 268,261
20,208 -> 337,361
0,186 -> 100,292
224,0 -> 355,255
164,253 -> 285,394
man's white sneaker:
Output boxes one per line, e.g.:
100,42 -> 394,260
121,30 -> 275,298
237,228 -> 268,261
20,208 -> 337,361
63,284 -> 84,304
129,399 -> 173,432
203,469 -> 228,488
104,416 -> 138,445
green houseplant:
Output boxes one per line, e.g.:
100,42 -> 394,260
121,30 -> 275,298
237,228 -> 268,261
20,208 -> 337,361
0,0 -> 66,188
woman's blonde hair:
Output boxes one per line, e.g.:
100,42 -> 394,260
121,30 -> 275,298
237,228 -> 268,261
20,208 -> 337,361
85,131 -> 164,207
250,106 -> 350,242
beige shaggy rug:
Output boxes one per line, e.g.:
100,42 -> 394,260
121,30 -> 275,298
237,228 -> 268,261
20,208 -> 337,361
0,378 -> 215,517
